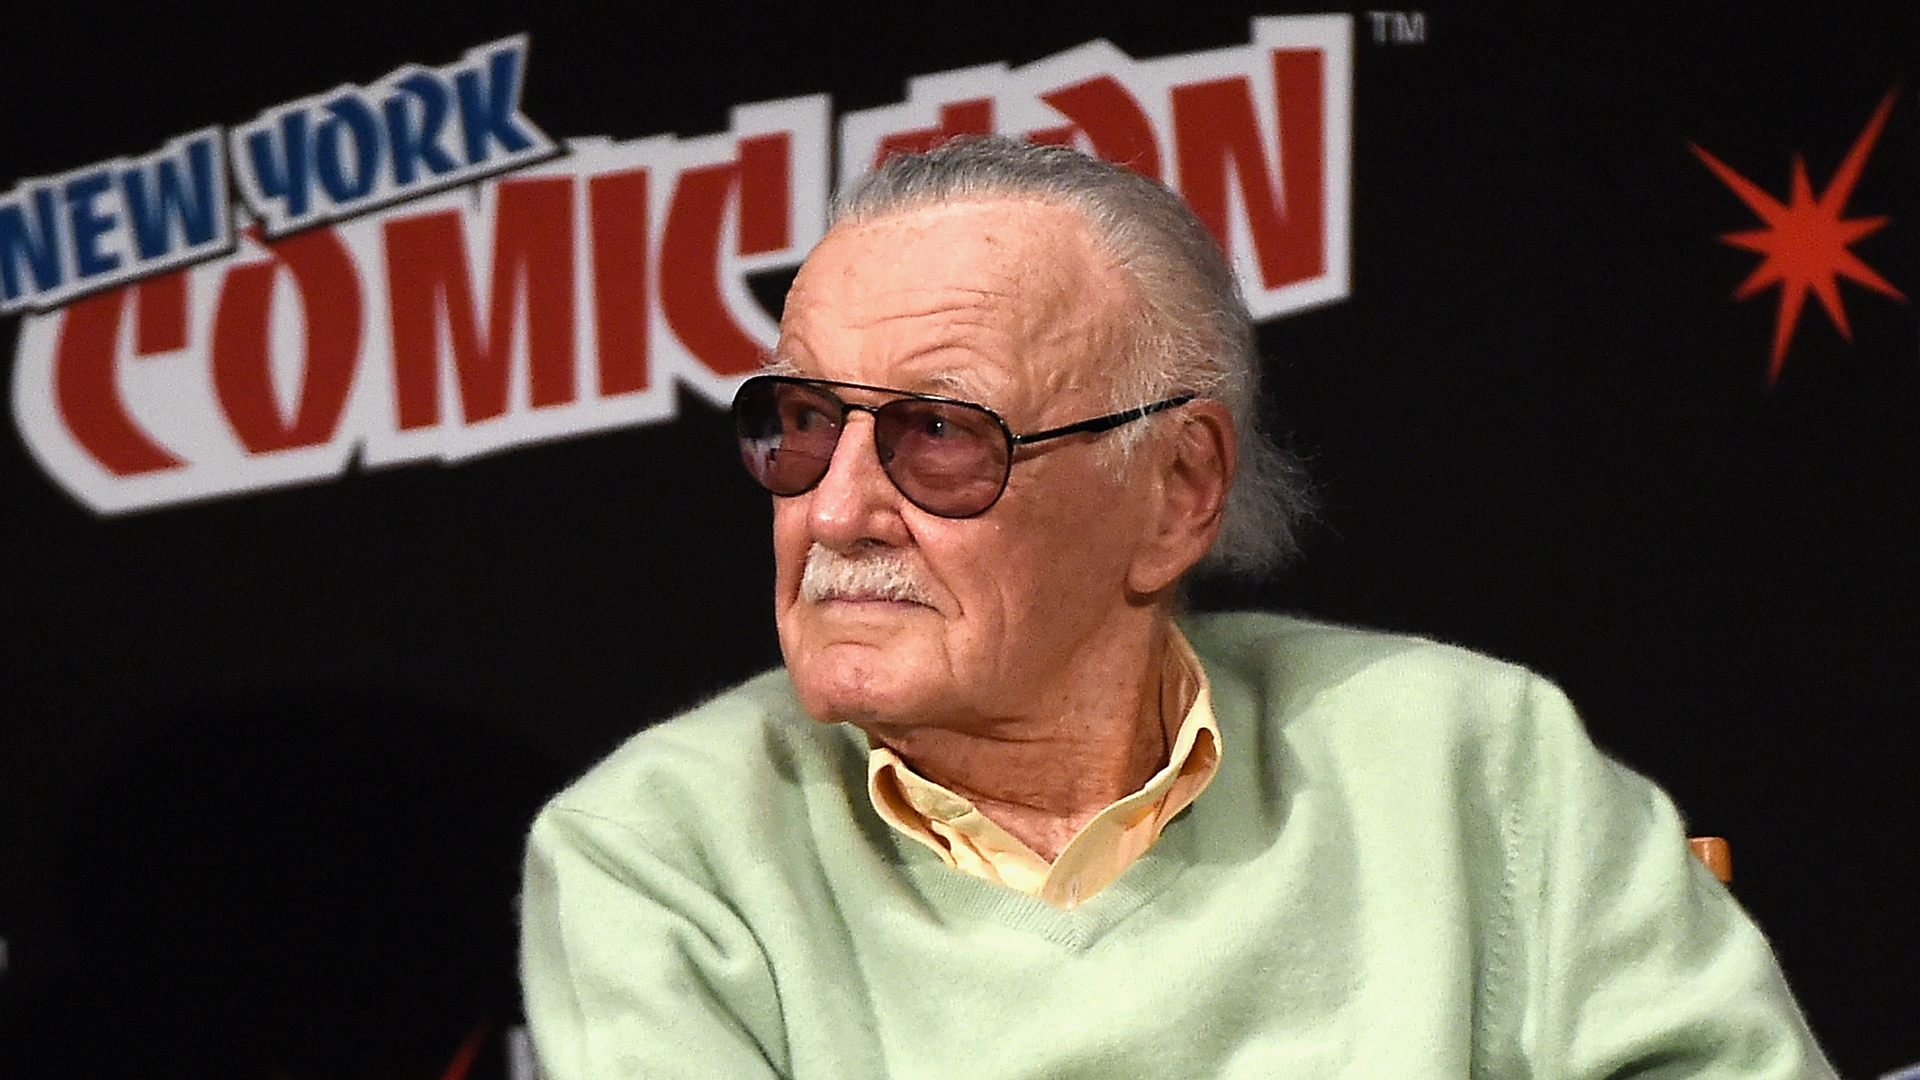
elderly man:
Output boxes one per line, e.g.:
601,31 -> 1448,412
520,138 -> 1834,1078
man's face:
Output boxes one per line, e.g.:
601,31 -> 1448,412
770,198 -> 1160,735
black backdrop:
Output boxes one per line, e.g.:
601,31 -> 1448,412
3,3 -> 1917,1078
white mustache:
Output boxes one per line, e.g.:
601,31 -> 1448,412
800,544 -> 935,605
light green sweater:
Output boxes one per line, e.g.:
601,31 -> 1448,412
520,613 -> 1835,1078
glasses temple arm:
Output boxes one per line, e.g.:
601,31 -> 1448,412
1009,395 -> 1196,447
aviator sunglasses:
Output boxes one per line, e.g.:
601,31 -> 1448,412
731,375 -> 1195,519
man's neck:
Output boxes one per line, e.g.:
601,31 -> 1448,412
860,619 -> 1175,863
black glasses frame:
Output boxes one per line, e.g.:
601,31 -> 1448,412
731,374 -> 1195,518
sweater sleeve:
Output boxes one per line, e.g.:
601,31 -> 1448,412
520,803 -> 790,1080
1497,674 -> 1836,1080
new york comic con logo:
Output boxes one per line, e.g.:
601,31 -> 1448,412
5,18 -> 1353,515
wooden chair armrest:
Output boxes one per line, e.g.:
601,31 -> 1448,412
1689,836 -> 1732,883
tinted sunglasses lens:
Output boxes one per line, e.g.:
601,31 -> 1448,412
733,380 -> 840,495
874,400 -> 1011,517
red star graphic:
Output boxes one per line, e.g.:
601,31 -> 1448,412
1691,87 -> 1906,384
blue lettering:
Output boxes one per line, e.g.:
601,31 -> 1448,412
314,95 -> 383,203
246,112 -> 314,220
121,136 -> 223,260
454,45 -> 536,166
385,73 -> 459,186
65,170 -> 121,279
0,187 -> 63,302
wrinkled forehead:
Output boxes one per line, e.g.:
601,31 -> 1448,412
776,198 -> 1133,408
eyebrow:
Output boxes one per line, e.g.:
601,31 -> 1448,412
918,370 -> 995,402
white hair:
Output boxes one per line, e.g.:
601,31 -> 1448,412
831,135 -> 1313,577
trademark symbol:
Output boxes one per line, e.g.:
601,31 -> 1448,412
1366,10 -> 1428,44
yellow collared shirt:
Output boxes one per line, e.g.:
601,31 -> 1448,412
866,628 -> 1220,910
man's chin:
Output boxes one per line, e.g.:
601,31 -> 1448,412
791,676 -> 911,729
783,641 -> 930,723
778,603 -> 950,717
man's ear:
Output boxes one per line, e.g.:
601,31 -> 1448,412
1127,399 -> 1235,596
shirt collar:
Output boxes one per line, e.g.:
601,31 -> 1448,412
864,624 -> 1220,908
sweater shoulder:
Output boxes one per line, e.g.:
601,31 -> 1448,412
1183,611 -> 1543,704
538,669 -> 866,844
1181,611 -> 1581,768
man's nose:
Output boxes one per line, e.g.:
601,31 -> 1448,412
806,411 -> 906,548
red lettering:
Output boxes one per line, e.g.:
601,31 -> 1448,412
737,134 -> 792,255
589,170 -> 650,397
872,99 -> 994,166
659,165 -> 758,376
134,271 -> 188,355
1024,123 -> 1078,148
659,136 -> 794,377
1036,76 -> 1163,181
1171,49 -> 1326,289
385,177 -> 577,429
210,228 -> 362,454
498,179 -> 578,409
53,281 -> 185,476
